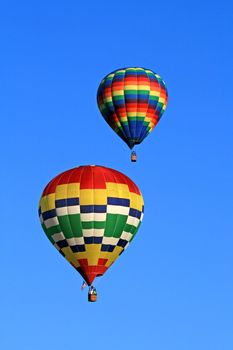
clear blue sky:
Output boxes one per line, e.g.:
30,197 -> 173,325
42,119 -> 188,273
1,1 -> 233,349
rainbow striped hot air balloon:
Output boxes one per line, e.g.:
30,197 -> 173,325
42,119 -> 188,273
97,67 -> 168,162
39,165 -> 144,301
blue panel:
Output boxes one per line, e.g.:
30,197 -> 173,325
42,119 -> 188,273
56,239 -> 69,249
101,244 -> 115,252
71,245 -> 85,252
42,209 -> 56,220
117,239 -> 128,248
107,197 -> 130,207
129,208 -> 141,219
80,205 -> 107,213
55,197 -> 79,208
84,237 -> 103,244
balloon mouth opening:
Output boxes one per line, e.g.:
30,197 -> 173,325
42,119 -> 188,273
77,268 -> 106,286
127,140 -> 141,149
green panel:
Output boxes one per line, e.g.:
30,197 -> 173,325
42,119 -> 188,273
43,224 -> 61,237
124,223 -> 138,236
103,214 -> 129,238
150,95 -> 159,101
112,95 -> 124,101
104,214 -> 117,237
125,89 -> 149,95
127,117 -> 146,122
82,221 -> 106,230
57,215 -> 81,238
68,214 -> 83,237
112,215 -> 128,238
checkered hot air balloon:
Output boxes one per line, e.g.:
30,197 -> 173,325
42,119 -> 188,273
39,165 -> 144,301
97,67 -> 168,162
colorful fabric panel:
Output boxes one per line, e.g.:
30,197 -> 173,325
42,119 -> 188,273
39,165 -> 144,285
97,67 -> 168,149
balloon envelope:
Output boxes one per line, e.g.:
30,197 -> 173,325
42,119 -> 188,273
39,165 -> 144,285
97,67 -> 168,149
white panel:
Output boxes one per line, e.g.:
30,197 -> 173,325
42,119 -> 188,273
56,207 -> 68,216
102,237 -> 118,245
67,237 -> 85,246
107,205 -> 129,215
120,231 -> 133,241
82,229 -> 104,237
44,217 -> 59,229
52,232 -> 66,242
80,213 -> 106,221
67,205 -> 80,215
126,216 -> 140,227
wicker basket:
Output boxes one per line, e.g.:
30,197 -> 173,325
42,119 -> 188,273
88,293 -> 97,302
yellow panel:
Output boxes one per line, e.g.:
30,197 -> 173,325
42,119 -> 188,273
80,189 -> 94,205
62,247 -> 80,268
85,244 -> 101,253
67,183 -> 80,199
76,252 -> 100,266
105,96 -> 113,103
40,193 -> 55,212
124,85 -> 138,90
112,90 -> 124,96
129,192 -> 143,211
150,90 -> 160,97
87,251 -> 101,266
137,85 -> 150,90
74,251 -> 88,261
74,245 -> 101,266
137,112 -> 146,117
106,183 -> 130,198
127,112 -> 137,117
158,97 -> 165,103
56,183 -> 80,199
79,189 -> 107,205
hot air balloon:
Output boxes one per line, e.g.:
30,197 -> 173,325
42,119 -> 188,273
39,165 -> 144,302
97,67 -> 168,162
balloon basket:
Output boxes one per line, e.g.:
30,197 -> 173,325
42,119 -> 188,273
88,294 -> 97,302
131,151 -> 137,162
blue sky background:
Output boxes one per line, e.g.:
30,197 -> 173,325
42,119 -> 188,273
1,1 -> 233,349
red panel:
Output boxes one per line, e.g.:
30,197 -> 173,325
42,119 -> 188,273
124,79 -> 138,85
138,76 -> 150,84
102,167 -> 117,183
112,81 -> 124,89
77,265 -> 108,286
42,166 -> 141,198
98,258 -> 108,266
115,107 -> 127,116
79,167 -> 93,189
78,258 -> 89,267
93,167 -> 107,189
